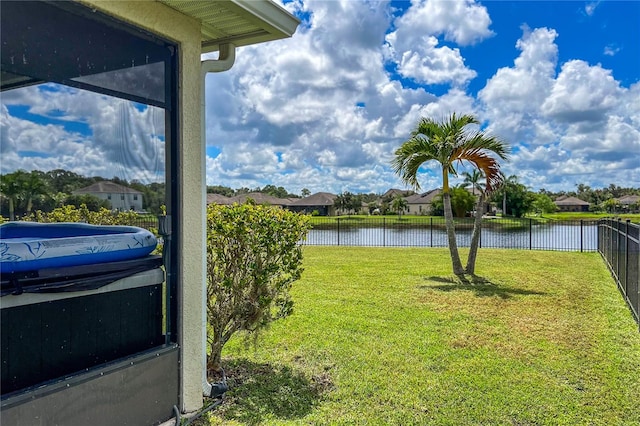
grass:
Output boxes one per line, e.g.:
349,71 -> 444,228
541,212 -> 640,223
197,247 -> 640,425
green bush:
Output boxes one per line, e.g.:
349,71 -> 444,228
63,194 -> 110,211
206,202 -> 310,371
24,204 -> 139,225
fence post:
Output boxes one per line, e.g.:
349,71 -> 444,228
337,217 -> 340,246
580,219 -> 583,253
529,218 -> 532,250
617,218 -> 621,280
625,220 -> 629,300
430,217 -> 433,248
383,217 -> 386,247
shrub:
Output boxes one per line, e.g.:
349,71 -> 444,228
64,194 -> 111,211
24,204 -> 140,225
206,202 -> 310,371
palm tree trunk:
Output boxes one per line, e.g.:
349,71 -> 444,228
9,198 -> 15,221
442,176 -> 464,275
502,191 -> 507,216
466,193 -> 485,275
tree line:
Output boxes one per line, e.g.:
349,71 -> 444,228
331,177 -> 639,218
2,168 -> 638,221
0,169 -> 166,219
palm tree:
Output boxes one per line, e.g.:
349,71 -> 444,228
498,173 -> 519,216
22,171 -> 49,214
462,169 -> 487,274
462,169 -> 485,196
392,113 -> 509,276
391,195 -> 408,219
0,170 -> 28,220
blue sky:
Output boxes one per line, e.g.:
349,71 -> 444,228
2,0 -> 639,195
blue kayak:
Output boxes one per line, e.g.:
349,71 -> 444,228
0,222 -> 158,274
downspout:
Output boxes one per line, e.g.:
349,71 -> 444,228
200,43 -> 236,398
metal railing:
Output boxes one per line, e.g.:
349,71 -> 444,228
130,215 -> 159,231
598,219 -> 640,328
304,217 -> 599,252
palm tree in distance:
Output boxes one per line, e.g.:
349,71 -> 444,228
22,171 -> 49,214
392,113 -> 510,276
498,173 -> 519,216
462,169 -> 485,196
391,194 -> 408,219
0,170 -> 28,220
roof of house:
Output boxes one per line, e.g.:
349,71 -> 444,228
229,192 -> 292,205
158,0 -> 300,54
289,192 -> 336,207
73,181 -> 142,194
206,192 -> 296,205
381,188 -> 414,199
554,196 -> 590,206
206,193 -> 232,205
405,189 -> 441,204
617,194 -> 640,205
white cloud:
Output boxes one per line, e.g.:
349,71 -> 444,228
392,0 -> 494,46
585,1 -> 600,16
479,27 -> 559,143
384,0 -> 493,86
394,36 -> 477,85
603,45 -> 621,56
477,24 -> 639,192
542,60 -> 621,123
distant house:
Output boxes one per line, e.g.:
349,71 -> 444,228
554,196 -> 590,212
206,193 -> 232,205
73,181 -> 143,211
616,194 -> 640,212
405,189 -> 441,215
381,188 -> 414,201
228,192 -> 292,207
287,192 -> 337,216
206,192 -> 293,207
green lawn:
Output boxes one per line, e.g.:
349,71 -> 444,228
541,212 -> 640,223
199,247 -> 640,425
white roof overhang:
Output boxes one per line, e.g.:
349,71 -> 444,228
158,0 -> 300,53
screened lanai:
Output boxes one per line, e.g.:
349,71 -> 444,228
0,1 -> 298,424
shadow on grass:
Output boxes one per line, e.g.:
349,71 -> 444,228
209,358 -> 328,425
420,275 -> 547,299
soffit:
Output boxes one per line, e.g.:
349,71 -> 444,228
158,0 -> 300,53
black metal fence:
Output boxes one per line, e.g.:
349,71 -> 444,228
130,215 -> 159,231
304,217 -> 599,252
598,219 -> 640,328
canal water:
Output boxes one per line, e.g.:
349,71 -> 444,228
305,222 -> 599,251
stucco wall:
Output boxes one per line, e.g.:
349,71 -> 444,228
80,0 -> 205,413
91,192 -> 143,211
408,204 -> 430,215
